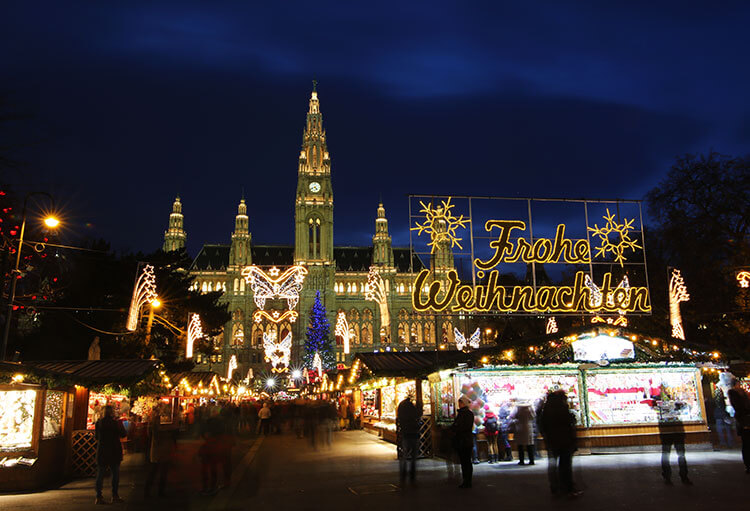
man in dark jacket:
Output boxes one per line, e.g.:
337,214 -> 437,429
452,396 -> 475,488
95,405 -> 127,505
397,393 -> 421,482
727,377 -> 750,473
539,390 -> 581,497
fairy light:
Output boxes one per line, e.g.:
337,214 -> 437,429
364,266 -> 390,335
335,311 -> 350,354
186,313 -> 202,359
227,354 -> 238,381
263,331 -> 292,372
669,269 -> 690,340
126,264 -> 157,331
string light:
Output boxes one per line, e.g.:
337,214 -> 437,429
253,309 -> 298,324
669,269 -> 690,340
263,331 -> 292,372
453,327 -> 480,350
241,265 -> 308,310
186,313 -> 202,359
126,264 -> 157,331
227,354 -> 238,381
364,266 -> 390,336
335,311 -> 350,354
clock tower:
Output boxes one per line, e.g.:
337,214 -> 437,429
295,81 -> 333,264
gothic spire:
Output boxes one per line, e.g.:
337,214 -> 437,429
299,84 -> 330,175
372,202 -> 394,267
163,196 -> 186,252
230,197 -> 251,266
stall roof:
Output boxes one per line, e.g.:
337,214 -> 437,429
171,371 -> 220,388
23,359 -> 162,383
354,351 -> 470,378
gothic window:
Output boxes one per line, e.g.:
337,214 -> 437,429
348,308 -> 360,346
308,217 -> 321,259
240,279 -> 245,294
441,321 -> 454,346
234,278 -> 239,293
362,308 -> 373,345
251,324 -> 263,348
279,322 -> 291,342
397,309 -> 410,345
231,309 -> 244,347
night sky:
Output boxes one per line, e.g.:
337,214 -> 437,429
2,1 -> 749,256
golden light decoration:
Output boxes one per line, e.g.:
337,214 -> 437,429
263,331 -> 292,372
227,354 -> 238,381
586,274 -> 630,326
737,271 -> 750,288
312,351 -> 323,378
43,216 -> 60,228
453,327 -> 480,350
186,313 -> 202,359
411,197 -> 469,250
546,317 -> 558,334
669,268 -> 690,340
253,309 -> 298,324
364,266 -> 390,335
126,264 -> 157,331
241,265 -> 308,310
335,311 -> 351,355
588,208 -> 642,267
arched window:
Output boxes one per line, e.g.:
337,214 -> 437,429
349,308 -> 360,346
231,309 -> 244,347
201,281 -> 207,293
234,278 -> 239,293
362,308 -> 373,345
240,279 -> 245,293
207,282 -> 213,292
251,323 -> 263,348
441,321 -> 454,346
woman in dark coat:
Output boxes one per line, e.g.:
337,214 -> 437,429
727,377 -> 750,473
95,405 -> 127,505
539,390 -> 581,497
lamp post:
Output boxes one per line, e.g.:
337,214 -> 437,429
2,192 -> 59,361
145,298 -> 161,345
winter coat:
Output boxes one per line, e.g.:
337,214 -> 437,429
510,404 -> 536,446
483,412 -> 499,436
397,398 -> 420,437
539,394 -> 577,452
148,415 -> 175,463
95,416 -> 126,465
728,387 -> 750,435
451,407 -> 475,450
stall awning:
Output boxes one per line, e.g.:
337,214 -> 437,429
354,351 -> 469,378
23,359 -> 162,384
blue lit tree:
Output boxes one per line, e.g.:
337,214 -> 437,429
303,291 -> 335,370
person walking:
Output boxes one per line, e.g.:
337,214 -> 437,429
94,405 -> 127,505
144,404 -> 175,498
452,396 -> 475,488
539,390 -> 581,497
258,402 -> 272,435
397,392 -> 421,482
727,377 -> 750,473
511,401 -> 536,465
713,385 -> 735,449
483,406 -> 499,464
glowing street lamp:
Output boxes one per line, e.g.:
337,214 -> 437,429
2,193 -> 59,361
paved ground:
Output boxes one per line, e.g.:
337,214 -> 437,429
1,430 -> 748,510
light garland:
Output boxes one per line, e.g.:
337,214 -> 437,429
253,309 -> 298,324
186,313 -> 202,359
364,266 -> 390,337
227,354 -> 238,381
546,317 -> 558,334
335,311 -> 350,354
737,271 -> 750,288
263,331 -> 292,372
126,264 -> 157,331
241,265 -> 308,310
669,269 -> 690,340
454,327 -> 480,350
312,351 -> 323,378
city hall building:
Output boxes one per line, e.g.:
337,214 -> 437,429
161,87 -> 484,379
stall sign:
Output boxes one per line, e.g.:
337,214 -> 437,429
572,335 -> 635,362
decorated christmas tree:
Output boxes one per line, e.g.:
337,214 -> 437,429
303,291 -> 335,370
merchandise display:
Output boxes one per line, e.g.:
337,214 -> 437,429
434,379 -> 455,421
0,390 -> 37,452
42,391 -> 65,440
380,386 -> 396,420
362,389 -> 378,418
586,368 -> 702,425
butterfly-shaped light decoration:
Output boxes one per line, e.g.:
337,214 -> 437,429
242,265 -> 308,310
263,331 -> 292,372
454,327 -> 481,351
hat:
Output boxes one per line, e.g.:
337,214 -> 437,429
458,396 -> 471,406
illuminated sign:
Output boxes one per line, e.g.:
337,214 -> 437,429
409,196 -> 650,315
572,335 -> 635,362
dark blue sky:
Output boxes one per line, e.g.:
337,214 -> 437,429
2,1 -> 749,255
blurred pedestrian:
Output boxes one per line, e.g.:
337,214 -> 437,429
483,406 -> 499,464
727,377 -> 750,473
657,401 -> 690,485
144,404 -> 175,498
452,396 -> 475,489
539,390 -> 581,497
94,405 -> 127,505
511,401 -> 536,465
397,392 -> 421,482
259,402 -> 272,435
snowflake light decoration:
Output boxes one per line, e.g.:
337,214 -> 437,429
411,197 -> 469,250
263,331 -> 292,372
587,208 -> 642,267
241,265 -> 308,310
126,264 -> 157,331
186,313 -> 202,359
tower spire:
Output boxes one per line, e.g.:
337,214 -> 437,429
372,202 -> 394,268
163,196 -> 186,252
230,197 -> 251,266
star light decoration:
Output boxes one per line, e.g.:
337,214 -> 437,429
263,331 -> 292,372
126,264 -> 157,331
227,354 -> 238,381
241,265 -> 308,310
253,309 -> 298,324
335,311 -> 351,355
669,269 -> 690,340
737,271 -> 750,288
588,208 -> 642,267
186,313 -> 202,359
454,327 -> 481,351
364,266 -> 390,334
411,197 -> 469,250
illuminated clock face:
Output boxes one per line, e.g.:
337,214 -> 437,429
309,181 -> 321,193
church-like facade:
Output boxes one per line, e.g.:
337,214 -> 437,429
162,86 -> 482,379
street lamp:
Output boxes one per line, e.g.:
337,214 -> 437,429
145,298 -> 161,345
2,193 -> 59,361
